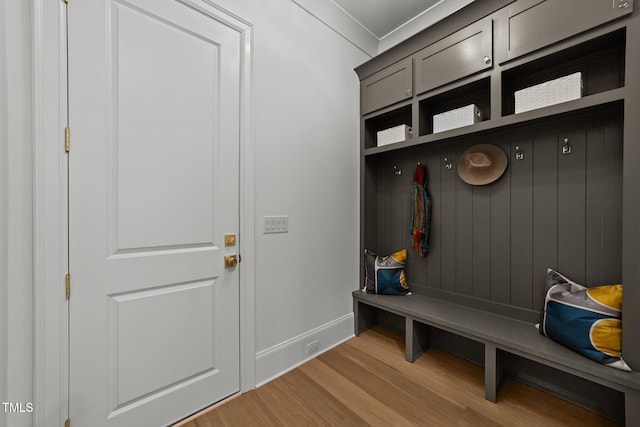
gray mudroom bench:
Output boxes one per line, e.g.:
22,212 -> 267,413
353,0 -> 640,423
353,290 -> 640,423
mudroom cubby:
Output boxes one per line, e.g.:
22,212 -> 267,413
501,28 -> 626,116
418,77 -> 491,137
363,103 -> 413,149
355,0 -> 640,423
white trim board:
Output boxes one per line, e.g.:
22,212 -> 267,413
33,0 -> 68,425
255,313 -> 354,387
290,0 -> 377,57
291,0 -> 475,56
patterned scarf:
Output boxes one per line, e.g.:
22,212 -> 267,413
410,163 -> 431,257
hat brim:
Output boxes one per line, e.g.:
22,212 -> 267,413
457,144 -> 508,185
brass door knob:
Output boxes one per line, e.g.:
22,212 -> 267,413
224,254 -> 238,268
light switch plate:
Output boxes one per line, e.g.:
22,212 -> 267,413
263,215 -> 288,234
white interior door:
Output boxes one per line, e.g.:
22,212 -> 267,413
68,0 -> 241,425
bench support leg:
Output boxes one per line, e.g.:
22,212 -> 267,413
626,390 -> 640,426
353,300 -> 377,336
484,343 -> 504,403
405,317 -> 430,363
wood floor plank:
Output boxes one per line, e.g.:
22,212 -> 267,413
349,328 -> 621,427
178,326 -> 621,427
347,329 -> 487,399
318,343 -> 466,426
186,409 -> 227,427
215,390 -> 282,427
455,407 -> 504,427
299,357 -> 417,427
255,377 -> 329,427
278,368 -> 369,426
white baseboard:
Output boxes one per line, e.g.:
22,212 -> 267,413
255,313 -> 354,387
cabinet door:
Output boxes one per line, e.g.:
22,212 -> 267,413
497,0 -> 633,64
361,57 -> 413,115
414,18 -> 493,95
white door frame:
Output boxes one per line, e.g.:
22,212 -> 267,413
32,1 -> 255,425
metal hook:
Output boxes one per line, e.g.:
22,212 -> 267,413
562,138 -> 572,155
515,146 -> 524,160
444,157 -> 453,170
393,165 -> 402,176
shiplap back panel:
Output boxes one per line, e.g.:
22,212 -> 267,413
370,108 -> 622,318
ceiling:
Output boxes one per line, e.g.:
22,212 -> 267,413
332,0 -> 444,39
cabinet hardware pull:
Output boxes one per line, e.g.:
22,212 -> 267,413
406,89 -> 412,96
483,55 -> 491,64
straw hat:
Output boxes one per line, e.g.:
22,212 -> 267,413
457,144 -> 507,185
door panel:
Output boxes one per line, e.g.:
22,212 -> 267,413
114,1 -> 218,249
110,281 -> 215,406
68,0 -> 241,425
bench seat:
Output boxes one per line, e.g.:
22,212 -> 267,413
353,290 -> 640,424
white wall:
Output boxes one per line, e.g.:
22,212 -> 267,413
207,0 -> 370,383
1,0 -> 34,426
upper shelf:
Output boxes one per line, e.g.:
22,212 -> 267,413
364,88 -> 624,156
363,26 -> 626,154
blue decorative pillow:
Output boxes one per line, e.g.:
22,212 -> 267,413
539,269 -> 630,371
364,249 -> 410,295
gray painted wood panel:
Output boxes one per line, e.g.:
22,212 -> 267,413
558,130 -> 587,284
414,18 -> 493,96
498,0 -> 633,64
585,129 -> 604,286
379,157 -> 408,254
455,144 -> 474,296
362,58 -> 413,115
510,140 -> 534,309
369,116 -> 622,313
490,142 -> 511,305
440,149 -> 457,293
472,185 -> 491,300
602,124 -> 623,284
532,135 -> 558,311
375,161 -> 389,254
363,160 -> 379,253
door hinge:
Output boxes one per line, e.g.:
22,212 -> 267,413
65,274 -> 71,299
64,418 -> 70,427
65,127 -> 70,152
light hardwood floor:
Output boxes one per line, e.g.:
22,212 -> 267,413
178,327 -> 621,426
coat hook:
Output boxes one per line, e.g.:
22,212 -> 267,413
443,156 -> 452,170
393,165 -> 402,176
562,138 -> 572,155
515,146 -> 524,160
